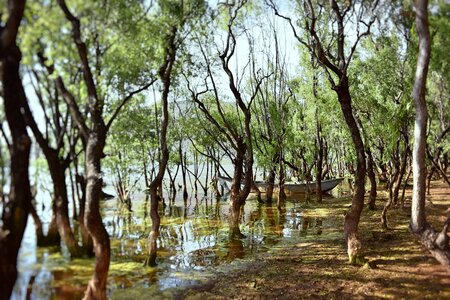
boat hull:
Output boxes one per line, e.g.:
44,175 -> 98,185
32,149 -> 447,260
282,178 -> 344,194
218,176 -> 344,195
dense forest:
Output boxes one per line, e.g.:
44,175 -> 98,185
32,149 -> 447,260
0,0 -> 449,299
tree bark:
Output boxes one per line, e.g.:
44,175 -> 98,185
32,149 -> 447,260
336,82 -> 367,265
0,1 -> 30,298
410,0 -> 450,267
410,0 -> 430,233
265,168 -> 276,201
50,156 -> 85,257
229,142 -> 248,238
366,147 -> 377,210
83,131 -> 110,299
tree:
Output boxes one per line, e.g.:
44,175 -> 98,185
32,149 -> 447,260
23,52 -> 90,255
0,1 -> 31,298
410,0 -> 450,267
144,0 -> 207,267
186,0 -> 270,238
269,0 -> 379,264
45,1 -> 156,297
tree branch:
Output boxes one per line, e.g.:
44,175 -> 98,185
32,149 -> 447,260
106,78 -> 157,130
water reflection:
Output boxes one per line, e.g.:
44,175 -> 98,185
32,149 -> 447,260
13,191 -> 337,299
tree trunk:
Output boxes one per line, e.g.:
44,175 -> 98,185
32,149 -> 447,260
277,159 -> 286,209
336,82 -> 367,265
145,26 -> 177,267
401,167 -> 412,207
83,132 -> 110,299
145,187 -> 161,267
315,107 -> 323,202
393,146 -> 408,206
265,168 -> 276,201
47,153 -> 85,257
180,143 -> 188,201
0,2 -> 30,297
30,202 -> 60,247
410,0 -> 450,266
381,165 -> 399,230
366,147 -> 377,210
410,0 -> 430,233
76,174 -> 94,255
251,180 -> 263,203
229,145 -> 246,238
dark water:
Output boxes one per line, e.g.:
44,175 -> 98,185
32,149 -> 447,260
11,188 -> 345,299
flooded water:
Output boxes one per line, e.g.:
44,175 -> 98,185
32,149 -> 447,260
11,187 -> 347,299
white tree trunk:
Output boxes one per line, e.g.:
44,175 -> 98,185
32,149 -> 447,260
410,0 -> 431,233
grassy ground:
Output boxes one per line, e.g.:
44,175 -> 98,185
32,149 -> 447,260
181,180 -> 450,299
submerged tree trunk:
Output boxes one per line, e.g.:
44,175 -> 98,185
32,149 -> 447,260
76,173 -> 94,255
51,157 -> 85,257
265,168 -> 276,201
22,88 -> 82,255
277,157 -> 286,209
83,131 -> 110,299
0,2 -> 31,298
30,202 -> 60,247
229,144 -> 248,238
265,152 -> 279,202
145,26 -> 177,267
179,142 -> 188,201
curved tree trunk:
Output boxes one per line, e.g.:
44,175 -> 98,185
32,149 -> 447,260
410,0 -> 450,267
83,131 -> 110,300
336,83 -> 367,265
229,144 -> 247,238
145,26 -> 177,267
0,2 -> 30,298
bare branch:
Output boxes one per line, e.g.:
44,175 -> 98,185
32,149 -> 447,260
106,78 -> 157,130
55,77 -> 90,140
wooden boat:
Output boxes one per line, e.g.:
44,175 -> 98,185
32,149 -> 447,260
217,176 -> 343,194
283,178 -> 344,194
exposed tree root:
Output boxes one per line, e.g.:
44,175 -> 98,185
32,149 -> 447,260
411,218 -> 450,268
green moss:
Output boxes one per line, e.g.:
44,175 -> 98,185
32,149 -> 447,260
348,252 -> 366,265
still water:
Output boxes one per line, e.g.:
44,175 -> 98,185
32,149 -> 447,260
11,188 -> 345,299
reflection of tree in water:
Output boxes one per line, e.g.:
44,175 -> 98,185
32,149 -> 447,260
296,216 -> 323,236
152,197 -> 225,268
108,196 -> 326,270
